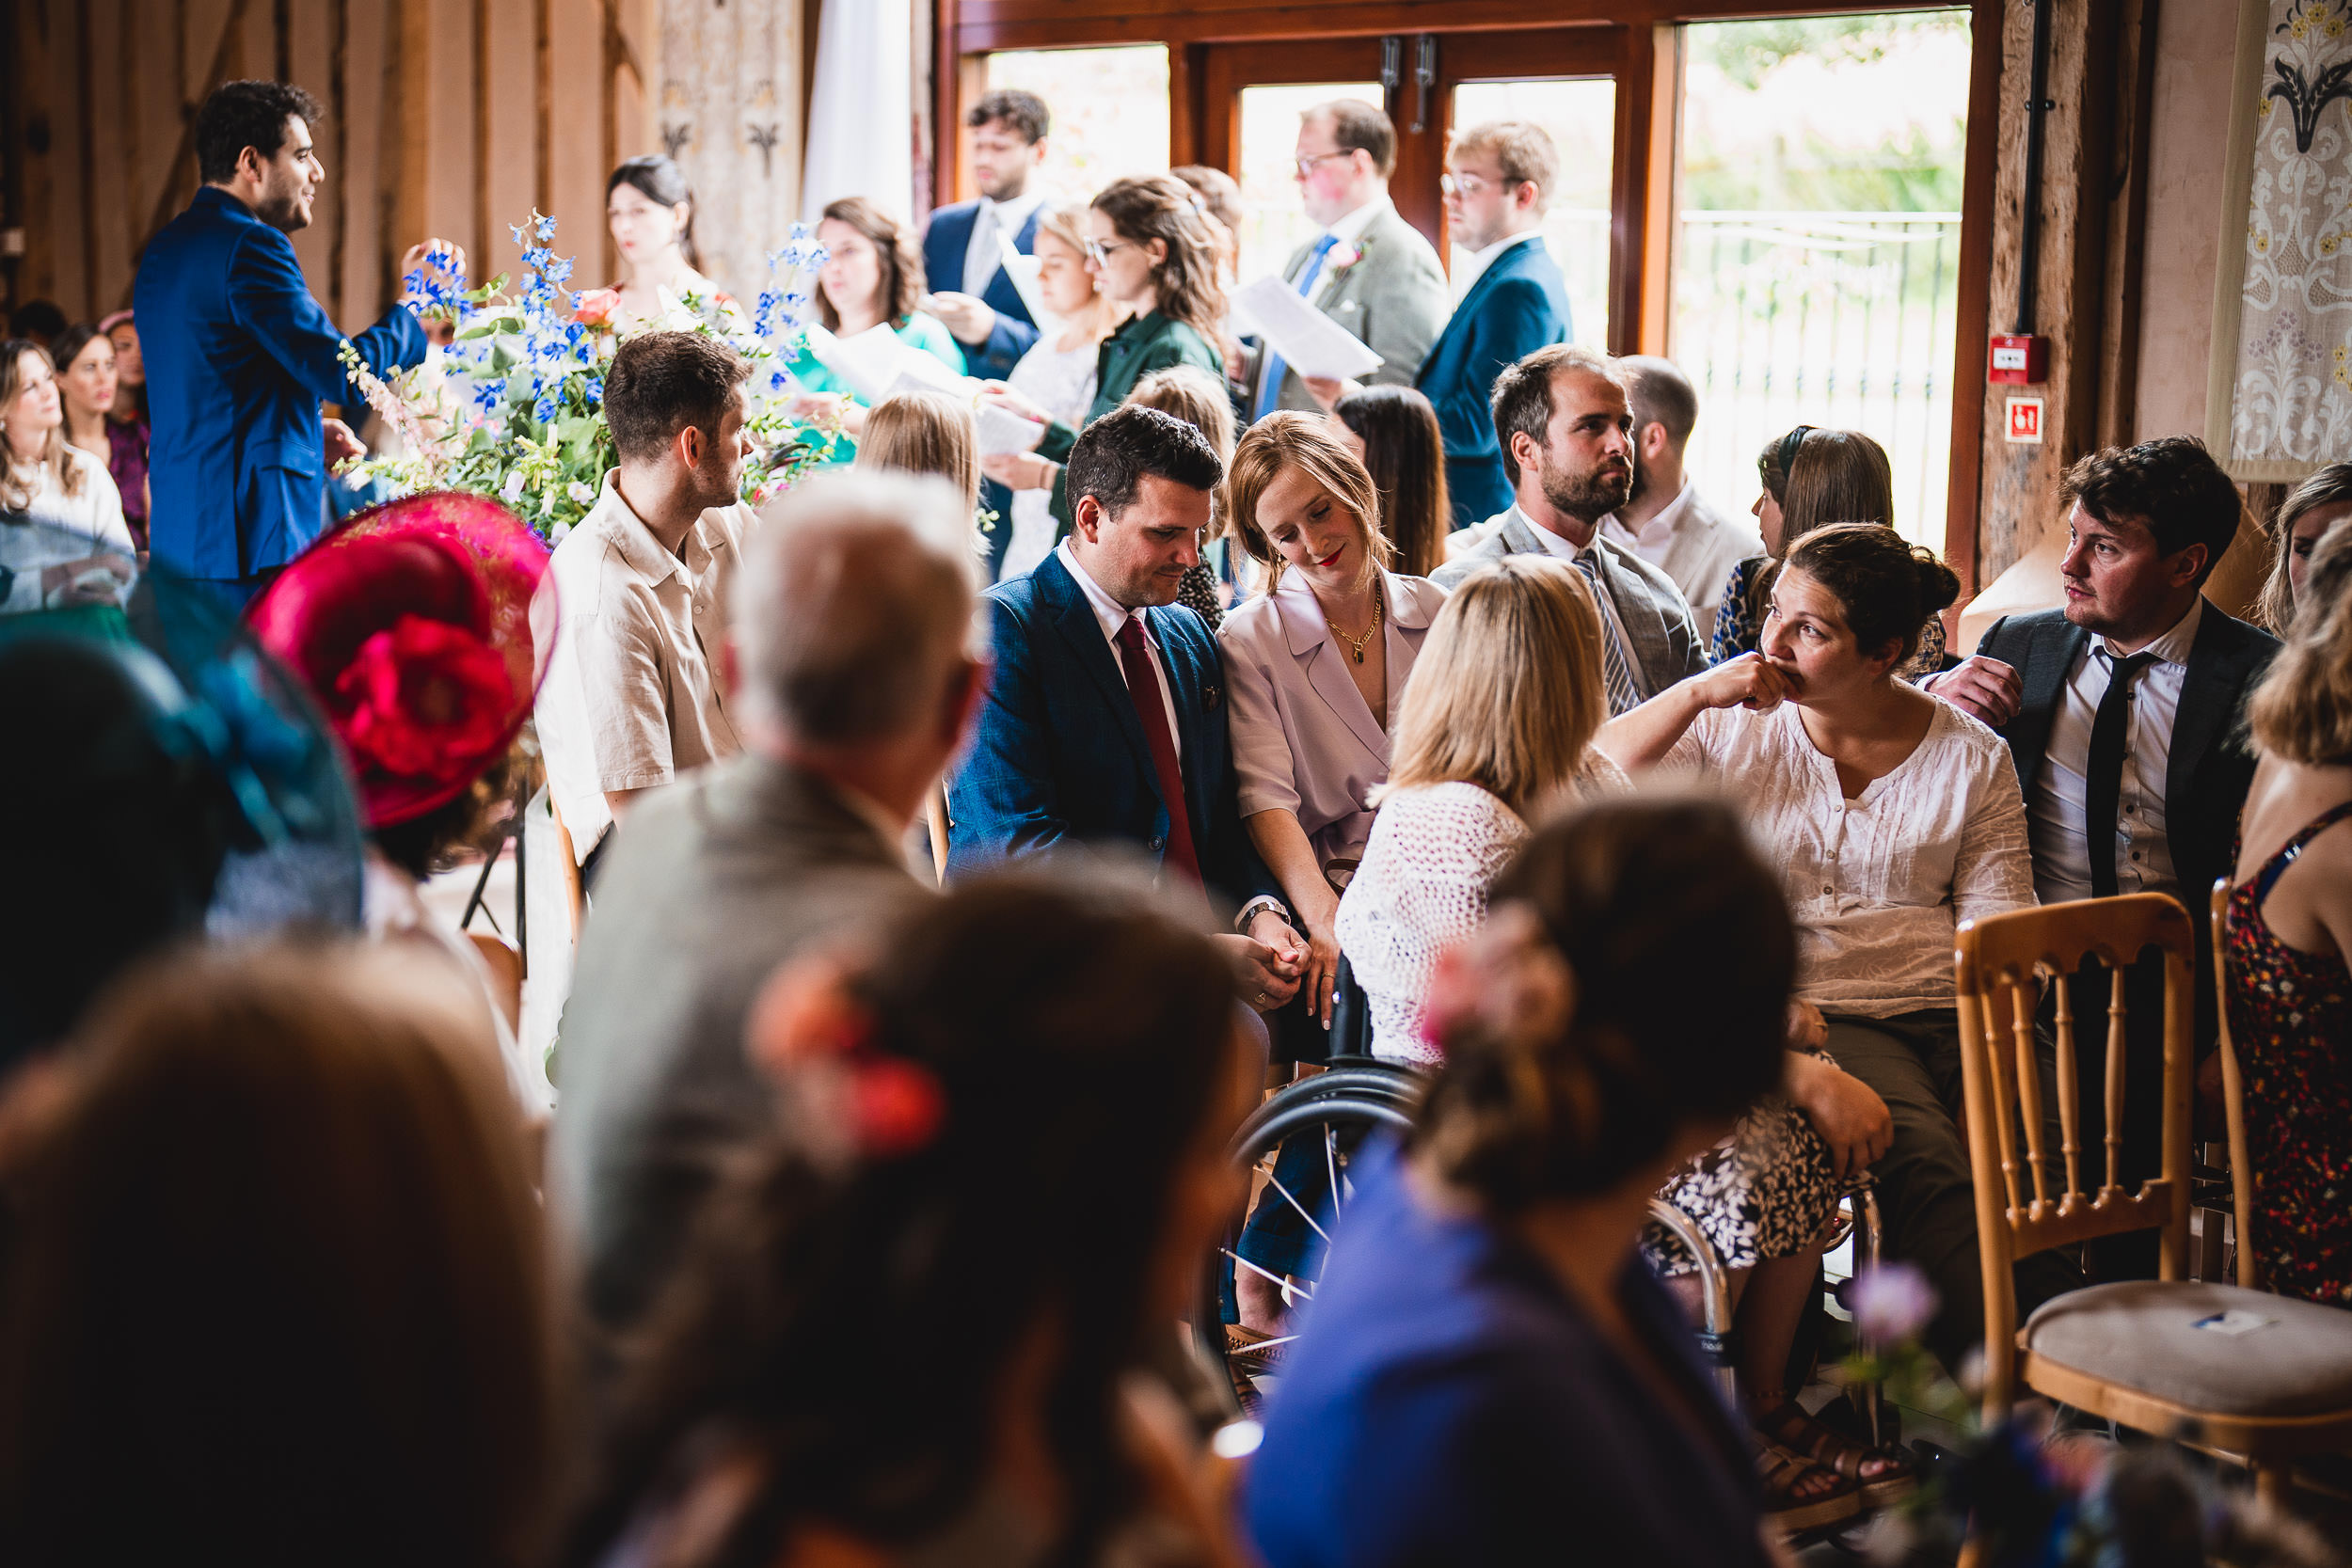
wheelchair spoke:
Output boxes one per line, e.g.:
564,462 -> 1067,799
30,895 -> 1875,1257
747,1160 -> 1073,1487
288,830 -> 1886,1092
1222,1247 -> 1314,1302
1325,1124 -> 1341,1213
1261,1159 -> 1334,1246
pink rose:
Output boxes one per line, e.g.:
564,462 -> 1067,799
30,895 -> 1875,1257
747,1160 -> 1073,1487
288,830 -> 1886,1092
572,288 -> 622,327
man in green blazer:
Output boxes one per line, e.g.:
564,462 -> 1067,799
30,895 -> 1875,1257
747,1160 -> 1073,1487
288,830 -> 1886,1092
1243,100 -> 1450,420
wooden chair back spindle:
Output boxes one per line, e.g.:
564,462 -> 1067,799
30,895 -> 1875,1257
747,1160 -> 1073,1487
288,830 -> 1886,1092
1954,893 -> 2197,1418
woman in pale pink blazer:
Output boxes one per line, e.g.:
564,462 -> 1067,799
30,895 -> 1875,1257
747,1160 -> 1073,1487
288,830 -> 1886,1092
1217,413 -> 1449,1060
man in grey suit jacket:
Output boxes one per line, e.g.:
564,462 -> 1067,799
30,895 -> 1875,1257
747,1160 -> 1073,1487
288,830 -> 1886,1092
549,471 -> 988,1348
1433,344 -> 1707,709
1243,100 -> 1449,420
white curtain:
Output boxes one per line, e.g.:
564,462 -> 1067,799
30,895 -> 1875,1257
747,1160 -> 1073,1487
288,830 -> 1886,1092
800,0 -> 914,227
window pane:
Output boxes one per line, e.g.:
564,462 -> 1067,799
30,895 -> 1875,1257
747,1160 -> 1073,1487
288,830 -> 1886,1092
1233,81 -> 1383,283
983,47 -> 1171,198
1672,12 -> 1971,550
1450,78 -> 1614,351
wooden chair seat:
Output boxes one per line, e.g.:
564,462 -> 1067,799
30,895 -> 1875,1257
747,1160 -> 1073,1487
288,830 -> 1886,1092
2022,1279 -> 2352,1442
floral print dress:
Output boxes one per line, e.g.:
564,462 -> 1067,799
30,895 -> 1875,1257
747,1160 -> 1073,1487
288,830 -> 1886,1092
2224,800 -> 2352,1307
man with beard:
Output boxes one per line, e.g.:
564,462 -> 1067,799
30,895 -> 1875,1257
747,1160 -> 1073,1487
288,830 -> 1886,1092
919,88 -> 1051,382
135,80 -> 458,610
1434,344 -> 1706,712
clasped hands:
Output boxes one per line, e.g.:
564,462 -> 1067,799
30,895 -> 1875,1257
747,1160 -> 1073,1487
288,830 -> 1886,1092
1218,909 -> 1310,1016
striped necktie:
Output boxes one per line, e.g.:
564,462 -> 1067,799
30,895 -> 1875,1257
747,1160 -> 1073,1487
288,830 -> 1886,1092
1253,233 -> 1341,420
1568,549 -> 1643,715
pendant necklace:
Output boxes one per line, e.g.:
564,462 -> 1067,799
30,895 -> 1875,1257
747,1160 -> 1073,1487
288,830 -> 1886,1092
1327,580 -> 1384,665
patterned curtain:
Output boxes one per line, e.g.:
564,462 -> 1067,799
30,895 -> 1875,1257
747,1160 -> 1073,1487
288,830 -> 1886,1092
2208,0 -> 2352,480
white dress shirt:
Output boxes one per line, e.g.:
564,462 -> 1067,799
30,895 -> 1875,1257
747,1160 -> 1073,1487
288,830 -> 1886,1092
2026,596 -> 2202,906
1599,479 -> 1764,615
1303,197 -> 1391,304
1515,505 -> 1645,688
1056,538 -> 1182,765
1659,699 -> 2037,1017
962,189 -> 1047,298
1450,228 -> 1543,303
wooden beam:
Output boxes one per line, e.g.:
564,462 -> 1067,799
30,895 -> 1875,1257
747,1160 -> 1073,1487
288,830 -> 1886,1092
135,0 -> 254,271
1609,23 -> 1653,356
1635,22 -> 1678,355
2094,0 -> 2158,452
1945,0 -> 2003,596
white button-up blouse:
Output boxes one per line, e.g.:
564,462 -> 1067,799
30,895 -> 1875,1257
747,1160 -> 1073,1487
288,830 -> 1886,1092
1661,698 -> 2037,1018
1216,569 -> 1450,869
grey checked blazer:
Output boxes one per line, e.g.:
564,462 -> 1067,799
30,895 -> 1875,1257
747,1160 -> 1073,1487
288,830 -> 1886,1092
1249,203 -> 1451,415
1432,507 -> 1708,702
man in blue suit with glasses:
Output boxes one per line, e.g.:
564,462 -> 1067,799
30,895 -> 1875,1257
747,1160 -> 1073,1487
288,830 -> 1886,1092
136,79 -> 457,610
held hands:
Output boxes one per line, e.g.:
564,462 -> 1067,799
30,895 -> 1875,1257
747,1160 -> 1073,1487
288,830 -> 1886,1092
1923,655 -> 2023,728
920,291 -> 997,346
1696,652 -> 1793,713
980,451 -> 1057,492
1222,911 -> 1309,1015
1785,1041 -> 1893,1181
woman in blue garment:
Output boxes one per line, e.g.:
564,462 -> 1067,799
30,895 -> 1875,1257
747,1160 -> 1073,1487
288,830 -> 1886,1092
786,197 -> 966,465
1247,797 -> 1799,1568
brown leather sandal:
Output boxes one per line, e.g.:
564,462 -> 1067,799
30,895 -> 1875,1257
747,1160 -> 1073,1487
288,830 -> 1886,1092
1756,1441 -> 1862,1531
1754,1395 -> 1917,1510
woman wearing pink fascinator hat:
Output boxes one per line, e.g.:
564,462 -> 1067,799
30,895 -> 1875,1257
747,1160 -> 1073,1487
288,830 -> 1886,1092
248,489 -> 559,1114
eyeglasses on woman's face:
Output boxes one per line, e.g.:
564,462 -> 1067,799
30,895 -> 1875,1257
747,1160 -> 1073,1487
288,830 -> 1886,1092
1083,236 -> 1136,266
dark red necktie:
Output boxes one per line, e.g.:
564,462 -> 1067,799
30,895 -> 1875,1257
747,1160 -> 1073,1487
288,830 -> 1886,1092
1115,614 -> 1201,885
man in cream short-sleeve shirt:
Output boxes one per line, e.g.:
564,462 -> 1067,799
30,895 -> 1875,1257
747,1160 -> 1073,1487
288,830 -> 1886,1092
538,331 -> 756,873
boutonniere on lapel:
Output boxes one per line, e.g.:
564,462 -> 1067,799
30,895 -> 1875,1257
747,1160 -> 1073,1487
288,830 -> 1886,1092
1201,681 -> 1223,712
1324,240 -> 1364,277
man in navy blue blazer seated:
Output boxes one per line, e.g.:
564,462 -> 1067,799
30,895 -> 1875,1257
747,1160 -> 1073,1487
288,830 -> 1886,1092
919,88 -> 1051,383
1415,120 -> 1573,531
946,404 -> 1307,1014
135,79 -> 455,609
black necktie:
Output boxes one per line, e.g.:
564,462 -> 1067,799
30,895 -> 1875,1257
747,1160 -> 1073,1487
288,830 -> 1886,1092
2084,650 -> 2157,898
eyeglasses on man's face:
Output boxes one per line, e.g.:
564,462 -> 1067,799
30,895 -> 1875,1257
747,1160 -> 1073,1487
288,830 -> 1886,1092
1294,149 -> 1354,181
1439,171 -> 1495,200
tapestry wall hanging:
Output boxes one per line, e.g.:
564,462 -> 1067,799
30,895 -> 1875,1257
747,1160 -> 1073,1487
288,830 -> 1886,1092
2207,0 -> 2352,481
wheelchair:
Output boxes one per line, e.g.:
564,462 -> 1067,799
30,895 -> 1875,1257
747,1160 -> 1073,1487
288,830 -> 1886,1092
1191,1043 -> 1890,1449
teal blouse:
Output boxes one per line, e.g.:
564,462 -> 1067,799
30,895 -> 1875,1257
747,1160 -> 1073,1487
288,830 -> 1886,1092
787,313 -> 969,466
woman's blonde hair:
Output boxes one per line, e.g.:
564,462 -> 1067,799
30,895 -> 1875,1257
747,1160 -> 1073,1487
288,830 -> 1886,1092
2249,515 -> 2352,767
2257,461 -> 2352,634
1379,556 -> 1607,816
0,340 -> 82,508
0,942 -> 556,1566
1224,411 -> 1391,587
1089,174 -> 1228,341
857,388 -> 980,518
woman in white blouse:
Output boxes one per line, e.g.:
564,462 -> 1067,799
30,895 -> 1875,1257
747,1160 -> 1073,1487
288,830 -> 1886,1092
1600,521 -> 2030,1491
984,204 -> 1112,582
1219,412 -> 1448,1054
2,340 -> 135,615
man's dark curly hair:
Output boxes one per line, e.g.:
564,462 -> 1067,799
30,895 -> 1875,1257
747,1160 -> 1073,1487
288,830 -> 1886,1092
1064,404 -> 1223,521
196,80 -> 323,184
2059,436 -> 2243,587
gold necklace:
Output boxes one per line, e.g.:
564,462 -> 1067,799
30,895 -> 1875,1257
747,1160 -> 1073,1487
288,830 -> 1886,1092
1326,579 -> 1384,665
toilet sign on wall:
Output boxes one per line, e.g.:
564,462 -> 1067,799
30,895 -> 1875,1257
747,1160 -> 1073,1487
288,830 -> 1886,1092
2005,395 -> 2045,445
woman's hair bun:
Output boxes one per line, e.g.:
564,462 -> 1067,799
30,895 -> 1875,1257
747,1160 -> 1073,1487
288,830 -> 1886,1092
1910,542 -> 1962,617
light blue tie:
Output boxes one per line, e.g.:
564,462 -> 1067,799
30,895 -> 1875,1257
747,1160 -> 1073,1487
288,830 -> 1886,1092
1568,550 -> 1643,716
1254,233 -> 1341,421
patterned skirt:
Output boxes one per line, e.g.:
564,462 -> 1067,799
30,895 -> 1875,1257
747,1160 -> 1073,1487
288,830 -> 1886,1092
1643,1055 -> 1842,1276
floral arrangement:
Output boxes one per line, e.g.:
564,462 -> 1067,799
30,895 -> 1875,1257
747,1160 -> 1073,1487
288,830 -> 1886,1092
338,216 -> 835,541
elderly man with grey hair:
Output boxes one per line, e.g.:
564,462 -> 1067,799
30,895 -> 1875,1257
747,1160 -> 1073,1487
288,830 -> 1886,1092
549,469 -> 989,1349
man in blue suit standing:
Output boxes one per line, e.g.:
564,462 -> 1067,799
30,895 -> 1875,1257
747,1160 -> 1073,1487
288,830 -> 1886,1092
919,88 -> 1051,383
135,79 -> 455,608
946,404 -> 1307,1016
1414,120 -> 1572,531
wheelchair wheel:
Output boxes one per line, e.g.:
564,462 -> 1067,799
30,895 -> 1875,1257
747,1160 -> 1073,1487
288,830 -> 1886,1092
1191,1064 -> 1421,1417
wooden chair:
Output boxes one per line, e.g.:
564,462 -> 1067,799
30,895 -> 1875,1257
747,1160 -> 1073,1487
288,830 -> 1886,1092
2207,879 -> 2259,1291
1955,893 -> 2352,1505
466,932 -> 524,1033
925,781 -> 951,888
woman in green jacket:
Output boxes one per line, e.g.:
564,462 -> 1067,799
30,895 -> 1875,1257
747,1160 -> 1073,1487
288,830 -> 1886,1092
980,174 -> 1227,531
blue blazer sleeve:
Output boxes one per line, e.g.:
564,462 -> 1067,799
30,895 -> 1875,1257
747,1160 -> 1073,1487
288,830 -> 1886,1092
945,594 -> 1086,877
1430,277 -> 1565,460
968,313 -> 1041,382
228,226 -> 426,407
